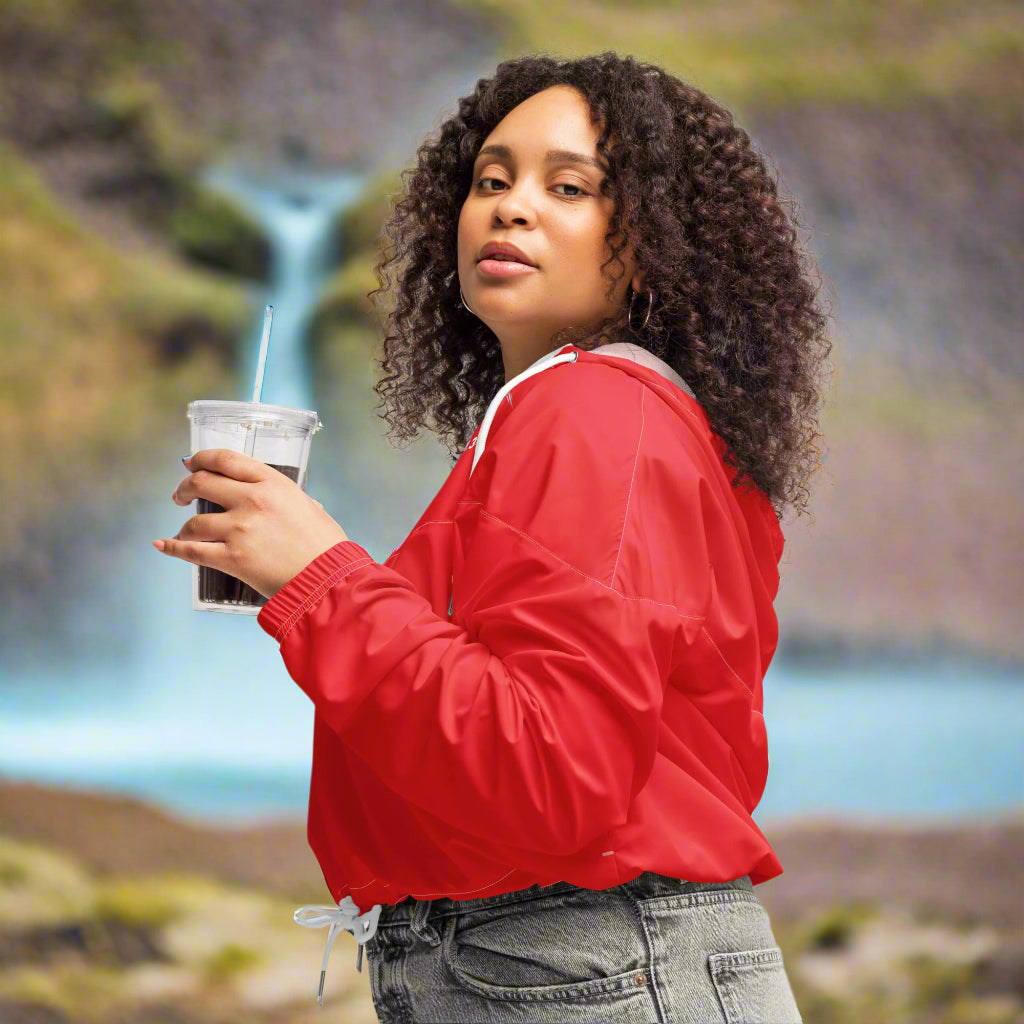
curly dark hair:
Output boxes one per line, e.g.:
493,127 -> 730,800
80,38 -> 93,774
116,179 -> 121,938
368,51 -> 835,520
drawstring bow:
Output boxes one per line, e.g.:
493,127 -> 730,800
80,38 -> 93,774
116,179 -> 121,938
293,896 -> 382,1005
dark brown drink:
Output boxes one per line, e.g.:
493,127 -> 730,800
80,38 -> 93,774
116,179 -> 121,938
197,463 -> 300,608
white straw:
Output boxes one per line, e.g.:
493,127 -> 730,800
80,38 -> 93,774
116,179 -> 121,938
245,304 -> 274,458
251,304 -> 275,403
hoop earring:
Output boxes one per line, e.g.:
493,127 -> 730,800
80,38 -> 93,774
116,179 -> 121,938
459,287 -> 477,317
628,288 -> 654,330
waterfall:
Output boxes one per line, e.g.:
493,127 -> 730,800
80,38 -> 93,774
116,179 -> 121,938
200,163 -> 366,410
0,163 -> 370,822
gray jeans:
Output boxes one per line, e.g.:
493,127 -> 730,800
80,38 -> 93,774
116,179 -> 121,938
363,871 -> 803,1023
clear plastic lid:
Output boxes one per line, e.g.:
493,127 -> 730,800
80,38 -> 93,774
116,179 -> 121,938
187,400 -> 322,435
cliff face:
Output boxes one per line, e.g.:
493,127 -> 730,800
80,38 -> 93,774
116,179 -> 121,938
0,0 -> 501,654
744,99 -> 1024,664
1,0 -> 1022,662
314,91 -> 1024,664
0,0 -> 501,246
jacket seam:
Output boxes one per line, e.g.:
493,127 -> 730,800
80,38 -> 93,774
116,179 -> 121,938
402,519 -> 455,542
701,625 -> 754,696
589,355 -> 705,432
637,377 -> 706,429
475,506 -> 706,621
406,867 -> 519,900
274,557 -> 374,643
340,876 -> 382,892
338,867 -> 523,903
609,384 -> 645,590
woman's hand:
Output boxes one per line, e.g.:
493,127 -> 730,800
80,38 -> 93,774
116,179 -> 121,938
153,449 -> 349,599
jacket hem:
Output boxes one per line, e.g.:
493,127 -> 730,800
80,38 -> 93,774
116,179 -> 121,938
324,845 -> 783,912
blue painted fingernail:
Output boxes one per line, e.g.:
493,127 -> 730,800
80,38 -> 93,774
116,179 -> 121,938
181,456 -> 190,466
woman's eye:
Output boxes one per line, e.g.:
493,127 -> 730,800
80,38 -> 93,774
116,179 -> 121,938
473,178 -> 587,198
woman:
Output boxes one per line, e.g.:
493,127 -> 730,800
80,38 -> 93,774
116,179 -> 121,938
156,51 -> 832,1023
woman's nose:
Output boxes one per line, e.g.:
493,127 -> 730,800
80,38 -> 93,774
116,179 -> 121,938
492,183 -> 536,226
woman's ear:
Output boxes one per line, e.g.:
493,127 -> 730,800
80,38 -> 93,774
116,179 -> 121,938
631,269 -> 646,294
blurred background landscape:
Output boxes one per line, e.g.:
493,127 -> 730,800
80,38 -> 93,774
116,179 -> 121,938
0,0 -> 1021,1021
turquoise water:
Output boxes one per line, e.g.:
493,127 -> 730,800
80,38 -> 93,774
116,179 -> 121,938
2,647 -> 1020,826
756,657 -> 1023,823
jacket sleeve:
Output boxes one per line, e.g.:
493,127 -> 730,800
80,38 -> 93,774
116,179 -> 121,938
257,371 -> 712,858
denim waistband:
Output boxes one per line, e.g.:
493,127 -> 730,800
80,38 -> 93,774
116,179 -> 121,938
373,871 -> 753,932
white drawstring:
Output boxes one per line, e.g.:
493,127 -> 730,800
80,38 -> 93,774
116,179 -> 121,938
294,896 -> 382,1005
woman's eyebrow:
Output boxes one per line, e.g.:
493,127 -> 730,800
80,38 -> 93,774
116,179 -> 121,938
475,143 -> 603,169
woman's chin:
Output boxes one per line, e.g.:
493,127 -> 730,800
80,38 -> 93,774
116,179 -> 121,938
472,305 -> 550,327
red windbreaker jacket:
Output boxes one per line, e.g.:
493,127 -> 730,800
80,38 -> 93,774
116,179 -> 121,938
258,341 -> 787,983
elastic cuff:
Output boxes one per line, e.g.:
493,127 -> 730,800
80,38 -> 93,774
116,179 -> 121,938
257,540 -> 376,643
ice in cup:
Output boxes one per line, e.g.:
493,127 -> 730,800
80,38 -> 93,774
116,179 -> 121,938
186,400 -> 322,614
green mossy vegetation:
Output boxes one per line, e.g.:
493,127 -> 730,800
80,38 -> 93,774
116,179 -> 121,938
88,70 -> 270,279
940,994 -> 1024,1024
166,184 -> 271,283
0,836 -> 98,926
202,942 -> 263,983
309,171 -> 397,411
904,953 -> 982,1013
806,912 -> 854,951
309,167 -> 402,362
1,830 -> 1021,1023
332,167 -> 404,265
0,141 -> 247,583
0,3 -> 273,583
442,0 -> 1023,120
799,901 -> 881,952
92,879 -> 185,930
0,964 -> 125,1022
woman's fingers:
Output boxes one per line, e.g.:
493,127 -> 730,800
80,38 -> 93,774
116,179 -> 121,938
153,536 -> 230,571
175,510 -> 231,541
155,508 -> 242,575
173,469 -> 250,509
186,448 -> 269,483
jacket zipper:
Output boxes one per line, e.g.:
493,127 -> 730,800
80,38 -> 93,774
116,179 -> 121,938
448,575 -> 454,619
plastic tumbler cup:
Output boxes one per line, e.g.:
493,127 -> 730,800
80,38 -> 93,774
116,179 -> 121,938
186,400 -> 323,614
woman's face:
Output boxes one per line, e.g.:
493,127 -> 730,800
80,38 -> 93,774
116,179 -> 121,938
457,84 -> 643,380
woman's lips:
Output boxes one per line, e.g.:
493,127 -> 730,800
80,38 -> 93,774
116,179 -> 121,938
477,259 -> 538,277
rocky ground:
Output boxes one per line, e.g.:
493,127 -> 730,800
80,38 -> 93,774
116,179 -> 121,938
0,782 -> 1022,1023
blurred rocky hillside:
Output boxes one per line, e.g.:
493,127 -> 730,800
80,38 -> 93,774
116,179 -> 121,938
318,0 -> 1024,663
0,0 -> 500,652
1,0 -> 1022,661
0,0 -> 501,248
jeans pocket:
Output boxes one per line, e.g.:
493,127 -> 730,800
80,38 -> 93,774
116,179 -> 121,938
439,894 -> 651,1003
709,946 -> 803,1024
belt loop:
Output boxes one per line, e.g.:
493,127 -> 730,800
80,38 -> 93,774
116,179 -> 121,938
409,897 -> 443,948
